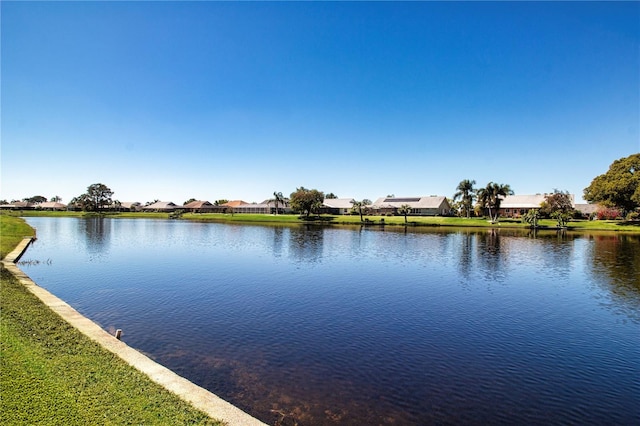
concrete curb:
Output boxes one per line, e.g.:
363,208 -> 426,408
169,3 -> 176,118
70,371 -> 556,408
2,237 -> 267,426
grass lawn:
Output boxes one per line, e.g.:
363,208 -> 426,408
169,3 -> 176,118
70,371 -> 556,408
0,215 -> 223,425
0,215 -> 36,259
4,210 -> 640,232
185,212 -> 640,231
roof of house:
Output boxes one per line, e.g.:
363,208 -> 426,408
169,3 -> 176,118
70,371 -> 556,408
499,194 -> 547,209
222,200 -> 249,207
323,198 -> 356,209
574,203 -> 599,214
144,201 -> 177,210
259,199 -> 291,208
500,194 -> 575,209
37,202 -> 67,209
371,196 -> 448,209
182,200 -> 214,209
10,201 -> 34,208
119,202 -> 141,209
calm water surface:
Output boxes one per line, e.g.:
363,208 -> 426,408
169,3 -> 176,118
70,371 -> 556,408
20,218 -> 640,425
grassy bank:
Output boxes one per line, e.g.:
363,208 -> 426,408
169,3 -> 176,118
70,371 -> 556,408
0,215 -> 36,259
5,210 -> 640,232
0,216 -> 223,425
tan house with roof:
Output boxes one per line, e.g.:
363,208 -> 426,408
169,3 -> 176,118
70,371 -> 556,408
36,201 -> 67,211
322,198 -> 358,215
143,201 -> 178,212
371,196 -> 451,216
181,200 -> 217,213
219,199 -> 291,214
498,194 -> 575,218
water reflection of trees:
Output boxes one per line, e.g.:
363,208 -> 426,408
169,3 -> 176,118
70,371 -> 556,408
456,231 -> 474,281
475,229 -> 508,283
79,217 -> 111,258
270,226 -> 286,258
588,233 -> 640,320
288,226 -> 324,264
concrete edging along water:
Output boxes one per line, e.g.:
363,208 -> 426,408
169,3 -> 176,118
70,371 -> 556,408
2,237 -> 267,426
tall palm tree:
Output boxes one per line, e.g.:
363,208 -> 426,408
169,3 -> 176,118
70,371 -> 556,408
351,200 -> 366,222
477,182 -> 513,222
397,204 -> 411,224
453,179 -> 476,218
272,191 -> 284,215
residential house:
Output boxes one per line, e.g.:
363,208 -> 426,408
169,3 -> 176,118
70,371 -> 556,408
218,200 -> 291,214
574,203 -> 601,219
143,201 -> 178,212
371,196 -> 451,216
118,202 -> 142,212
322,198 -> 357,215
0,201 -> 36,210
181,200 -> 217,213
36,201 -> 67,211
261,199 -> 292,214
498,194 -> 575,218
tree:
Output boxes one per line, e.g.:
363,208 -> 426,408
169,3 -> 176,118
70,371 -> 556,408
523,209 -> 541,228
584,153 -> 640,214
271,191 -> 284,215
453,179 -> 476,218
325,193 -> 338,199
476,182 -> 513,223
23,195 -> 47,204
350,199 -> 371,222
69,195 -> 91,211
214,199 -> 229,206
397,204 -> 411,224
50,195 -> 62,202
289,187 -> 324,218
540,189 -> 574,228
73,183 -> 114,212
183,198 -> 197,205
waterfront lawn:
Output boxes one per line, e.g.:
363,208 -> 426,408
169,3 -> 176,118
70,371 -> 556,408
0,267 -> 223,425
4,210 -> 639,232
0,215 -> 36,259
0,214 -> 223,425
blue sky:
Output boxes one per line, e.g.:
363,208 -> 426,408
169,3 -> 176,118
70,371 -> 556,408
2,1 -> 638,205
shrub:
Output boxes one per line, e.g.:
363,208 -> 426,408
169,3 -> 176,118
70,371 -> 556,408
626,211 -> 640,221
596,207 -> 622,220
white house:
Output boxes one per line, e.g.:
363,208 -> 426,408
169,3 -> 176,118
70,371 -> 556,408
371,196 -> 451,216
322,198 -> 358,215
498,194 -> 575,218
143,201 -> 178,212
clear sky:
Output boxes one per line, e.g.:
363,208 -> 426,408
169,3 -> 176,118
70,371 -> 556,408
2,1 -> 639,205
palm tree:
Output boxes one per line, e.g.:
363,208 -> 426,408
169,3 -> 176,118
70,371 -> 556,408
351,198 -> 371,222
453,179 -> 476,218
477,182 -> 513,223
397,204 -> 411,224
271,191 -> 284,215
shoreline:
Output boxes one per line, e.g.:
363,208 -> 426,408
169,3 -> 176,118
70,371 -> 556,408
10,210 -> 640,233
2,237 -> 267,426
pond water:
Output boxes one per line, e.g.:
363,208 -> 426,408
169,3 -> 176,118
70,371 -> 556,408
19,217 -> 640,425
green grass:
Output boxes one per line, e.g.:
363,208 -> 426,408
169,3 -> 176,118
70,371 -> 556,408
0,215 -> 36,259
187,212 -> 640,231
4,210 -> 639,232
1,214 -> 224,425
